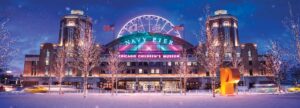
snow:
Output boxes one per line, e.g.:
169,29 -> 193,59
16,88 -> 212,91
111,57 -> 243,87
0,93 -> 299,108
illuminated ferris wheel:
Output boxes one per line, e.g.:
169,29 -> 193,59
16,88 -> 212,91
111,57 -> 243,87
117,15 -> 182,38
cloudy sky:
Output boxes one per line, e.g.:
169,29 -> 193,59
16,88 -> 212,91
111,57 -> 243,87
0,0 -> 299,74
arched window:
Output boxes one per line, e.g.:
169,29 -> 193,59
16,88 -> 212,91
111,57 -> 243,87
223,21 -> 231,27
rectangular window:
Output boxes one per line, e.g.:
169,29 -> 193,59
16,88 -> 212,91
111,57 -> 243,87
168,69 -> 172,74
248,50 -> 252,57
89,71 -> 92,76
248,57 -> 252,61
139,69 -> 143,74
126,69 -> 130,74
126,62 -> 130,66
249,69 -> 253,76
156,69 -> 160,74
46,50 -> 50,57
139,62 -> 143,66
45,68 -> 49,76
144,62 -> 148,66
151,69 -> 155,74
132,69 -> 136,74
249,61 -> 253,65
192,62 -> 197,66
45,60 -> 49,65
237,52 -> 241,58
168,62 -> 172,66
175,62 -> 179,65
101,70 -> 105,74
206,72 -> 210,77
187,62 -> 192,66
143,69 -> 148,74
130,62 -> 135,66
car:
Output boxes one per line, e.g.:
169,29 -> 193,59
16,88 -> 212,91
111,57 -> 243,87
24,86 -> 48,93
214,88 -> 220,93
0,85 -> 4,92
287,85 -> 300,92
249,84 -> 278,93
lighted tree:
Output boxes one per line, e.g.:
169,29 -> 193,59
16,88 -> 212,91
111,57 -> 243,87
283,2 -> 300,61
73,37 -> 101,98
52,46 -> 66,94
231,47 -> 244,94
265,41 -> 284,93
107,49 -> 124,95
0,18 -> 17,71
175,50 -> 189,95
283,2 -> 300,85
196,5 -> 225,97
196,37 -> 224,97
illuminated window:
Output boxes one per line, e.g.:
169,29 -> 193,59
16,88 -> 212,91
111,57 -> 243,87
187,62 -> 191,66
168,62 -> 172,66
212,22 -> 219,28
180,62 -> 184,65
45,60 -> 49,65
127,62 -> 130,66
139,69 -> 143,74
45,68 -> 48,76
225,53 -> 232,58
66,20 -> 75,27
156,69 -> 160,74
175,62 -> 179,65
46,50 -> 50,65
223,21 -> 231,27
237,52 -> 241,58
248,50 -> 251,57
192,62 -> 197,66
151,69 -> 155,74
46,50 -> 50,57
233,23 -> 238,28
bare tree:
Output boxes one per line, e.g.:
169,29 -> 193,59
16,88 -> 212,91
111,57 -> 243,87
196,4 -> 225,97
175,50 -> 189,95
52,46 -> 67,94
231,47 -> 244,94
283,2 -> 300,61
265,41 -> 284,93
283,2 -> 300,85
73,37 -> 101,98
196,32 -> 225,97
107,49 -> 124,95
0,18 -> 17,71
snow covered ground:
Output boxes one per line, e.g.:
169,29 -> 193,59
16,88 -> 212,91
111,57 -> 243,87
0,93 -> 299,108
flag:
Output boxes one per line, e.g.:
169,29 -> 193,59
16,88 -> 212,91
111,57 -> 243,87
103,24 -> 115,32
173,24 -> 184,31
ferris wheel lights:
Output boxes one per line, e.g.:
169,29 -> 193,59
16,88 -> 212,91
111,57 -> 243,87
117,15 -> 182,39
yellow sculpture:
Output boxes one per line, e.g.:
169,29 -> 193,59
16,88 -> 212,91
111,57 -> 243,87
220,68 -> 240,96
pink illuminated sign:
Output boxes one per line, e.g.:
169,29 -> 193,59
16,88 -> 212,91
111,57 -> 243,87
119,54 -> 180,59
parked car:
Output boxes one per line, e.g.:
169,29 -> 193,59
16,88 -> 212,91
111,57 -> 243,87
24,86 -> 48,93
249,84 -> 277,93
287,85 -> 300,92
47,85 -> 78,92
0,85 -> 16,92
0,85 -> 4,92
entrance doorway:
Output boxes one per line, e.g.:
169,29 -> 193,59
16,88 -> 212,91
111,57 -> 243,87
139,81 -> 160,92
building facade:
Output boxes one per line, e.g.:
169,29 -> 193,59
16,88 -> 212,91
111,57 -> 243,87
22,10 -> 274,91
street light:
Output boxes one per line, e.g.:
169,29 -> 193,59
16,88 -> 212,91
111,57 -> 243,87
4,78 -> 7,85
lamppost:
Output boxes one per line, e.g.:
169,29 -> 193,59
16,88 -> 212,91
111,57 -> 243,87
4,78 -> 7,85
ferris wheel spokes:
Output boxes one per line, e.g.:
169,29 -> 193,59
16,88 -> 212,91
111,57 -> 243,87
117,15 -> 181,38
